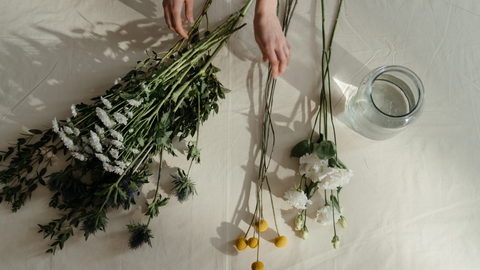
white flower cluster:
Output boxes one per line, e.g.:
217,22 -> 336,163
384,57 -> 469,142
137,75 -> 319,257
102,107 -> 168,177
284,187 -> 312,210
314,205 -> 341,226
299,153 -> 353,190
51,99 -> 141,175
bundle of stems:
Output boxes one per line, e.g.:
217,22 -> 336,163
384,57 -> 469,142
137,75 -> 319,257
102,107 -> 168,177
235,1 -> 298,269
288,0 -> 350,249
0,0 -> 256,254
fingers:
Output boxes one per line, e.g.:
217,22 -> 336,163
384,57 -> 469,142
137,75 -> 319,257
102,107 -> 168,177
265,44 -> 290,79
185,0 -> 194,24
163,0 -> 190,39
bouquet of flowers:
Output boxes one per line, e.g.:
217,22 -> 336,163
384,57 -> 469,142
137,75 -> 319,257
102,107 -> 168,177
0,0 -> 255,254
286,0 -> 352,249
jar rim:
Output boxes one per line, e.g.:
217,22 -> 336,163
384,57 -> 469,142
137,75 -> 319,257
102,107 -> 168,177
366,65 -> 425,119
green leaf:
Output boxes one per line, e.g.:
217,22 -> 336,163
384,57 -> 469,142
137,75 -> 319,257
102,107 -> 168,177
315,140 -> 336,160
135,61 -> 143,70
137,137 -> 145,147
29,129 -> 42,134
290,139 -> 313,158
330,195 -> 341,214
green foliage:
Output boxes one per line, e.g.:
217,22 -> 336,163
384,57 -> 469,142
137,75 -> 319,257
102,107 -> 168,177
290,139 -> 313,158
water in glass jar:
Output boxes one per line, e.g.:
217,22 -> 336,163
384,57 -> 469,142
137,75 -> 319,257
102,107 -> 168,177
347,78 -> 413,140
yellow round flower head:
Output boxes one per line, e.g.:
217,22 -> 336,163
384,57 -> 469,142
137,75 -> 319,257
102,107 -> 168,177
274,236 -> 287,248
248,237 -> 258,248
256,220 -> 268,232
235,237 -> 248,250
251,261 -> 264,270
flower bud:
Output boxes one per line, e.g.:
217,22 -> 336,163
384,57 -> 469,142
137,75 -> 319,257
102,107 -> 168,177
331,235 -> 340,249
338,216 -> 348,229
294,214 -> 303,231
301,227 -> 309,240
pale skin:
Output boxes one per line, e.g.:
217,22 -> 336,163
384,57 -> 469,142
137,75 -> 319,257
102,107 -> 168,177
162,0 -> 290,79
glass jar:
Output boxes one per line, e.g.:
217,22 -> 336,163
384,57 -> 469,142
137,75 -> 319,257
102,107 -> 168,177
346,65 -> 425,140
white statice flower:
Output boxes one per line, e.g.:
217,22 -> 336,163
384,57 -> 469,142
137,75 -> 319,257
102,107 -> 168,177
102,162 -> 115,172
110,149 -> 119,159
126,99 -> 142,107
73,128 -> 80,137
127,111 -> 133,118
129,129 -> 134,133
59,131 -> 77,151
71,152 -> 86,161
81,136 -> 89,144
314,205 -> 341,226
95,153 -> 111,163
71,104 -> 77,117
66,117 -> 71,123
301,227 -> 309,240
89,130 -> 102,153
111,140 -> 124,149
113,112 -> 128,125
321,168 -> 353,190
112,166 -> 124,175
115,160 -> 127,169
299,153 -> 329,182
95,107 -> 116,128
284,188 -> 312,210
100,96 -> 113,109
94,124 -> 105,137
84,145 -> 94,154
130,148 -> 140,154
52,118 -> 60,133
294,214 -> 303,231
109,130 -> 124,141
64,126 -> 74,135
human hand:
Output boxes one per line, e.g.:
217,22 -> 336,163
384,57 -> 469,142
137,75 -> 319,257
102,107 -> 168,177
254,2 -> 291,79
162,0 -> 195,39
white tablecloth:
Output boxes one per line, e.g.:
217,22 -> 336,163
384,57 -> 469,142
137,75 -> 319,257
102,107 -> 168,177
1,0 -> 479,269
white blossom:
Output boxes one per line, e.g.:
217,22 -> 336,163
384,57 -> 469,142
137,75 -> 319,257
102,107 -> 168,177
81,136 -> 89,144
73,128 -> 81,137
95,153 -> 111,163
100,96 -> 112,109
95,107 -> 116,128
59,131 -> 77,151
84,145 -> 94,154
321,168 -> 353,190
299,153 -> 329,182
115,160 -> 127,169
110,130 -> 124,141
130,148 -> 140,154
64,126 -> 74,135
129,129 -> 134,133
71,152 -> 86,161
89,130 -> 102,153
71,104 -> 77,117
52,118 -> 60,133
127,111 -> 133,118
284,188 -> 312,210
110,149 -> 119,159
94,124 -> 105,137
126,99 -> 142,107
314,205 -> 341,226
113,112 -> 128,125
111,140 -> 123,149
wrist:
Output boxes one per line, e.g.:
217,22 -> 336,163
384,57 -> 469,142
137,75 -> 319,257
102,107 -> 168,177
255,0 -> 277,17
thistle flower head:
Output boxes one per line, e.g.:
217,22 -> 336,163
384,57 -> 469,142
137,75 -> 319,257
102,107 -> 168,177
127,223 -> 153,250
171,168 -> 197,203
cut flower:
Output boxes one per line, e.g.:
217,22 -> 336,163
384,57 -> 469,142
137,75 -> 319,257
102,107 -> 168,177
299,153 -> 329,182
314,205 -> 341,226
284,187 -> 312,210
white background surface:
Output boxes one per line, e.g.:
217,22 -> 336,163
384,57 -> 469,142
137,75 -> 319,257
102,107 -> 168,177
1,0 -> 479,269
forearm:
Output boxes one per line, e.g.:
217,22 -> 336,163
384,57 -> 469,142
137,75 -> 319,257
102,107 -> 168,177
255,0 -> 277,17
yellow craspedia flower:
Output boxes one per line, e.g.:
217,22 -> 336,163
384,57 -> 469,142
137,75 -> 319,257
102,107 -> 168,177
248,237 -> 258,248
251,261 -> 264,270
235,237 -> 248,250
256,220 -> 268,232
274,236 -> 287,248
